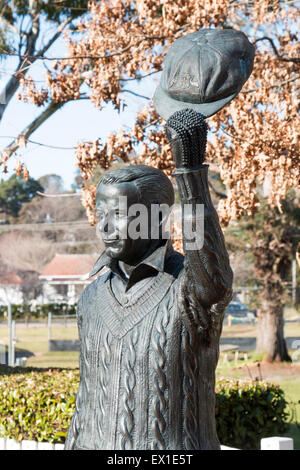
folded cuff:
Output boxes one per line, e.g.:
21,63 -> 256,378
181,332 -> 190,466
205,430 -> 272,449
173,164 -> 214,209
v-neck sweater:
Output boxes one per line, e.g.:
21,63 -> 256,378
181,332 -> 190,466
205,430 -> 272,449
65,249 -> 221,450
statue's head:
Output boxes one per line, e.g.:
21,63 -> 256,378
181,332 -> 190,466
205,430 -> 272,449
95,165 -> 174,265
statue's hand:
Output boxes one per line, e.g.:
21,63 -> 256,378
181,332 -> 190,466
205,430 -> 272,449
165,108 -> 208,169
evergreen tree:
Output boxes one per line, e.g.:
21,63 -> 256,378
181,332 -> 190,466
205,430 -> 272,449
0,174 -> 43,218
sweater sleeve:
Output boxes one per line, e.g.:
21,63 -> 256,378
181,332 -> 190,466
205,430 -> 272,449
174,164 -> 233,336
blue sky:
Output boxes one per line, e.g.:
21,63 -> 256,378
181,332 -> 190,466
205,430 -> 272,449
0,36 -> 159,190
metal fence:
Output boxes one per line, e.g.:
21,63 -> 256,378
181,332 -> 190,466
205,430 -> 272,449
47,312 -> 77,341
0,342 -> 7,365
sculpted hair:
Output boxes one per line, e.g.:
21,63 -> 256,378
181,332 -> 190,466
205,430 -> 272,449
98,165 -> 175,207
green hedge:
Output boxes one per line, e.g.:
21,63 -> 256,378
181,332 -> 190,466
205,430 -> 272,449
0,303 -> 77,320
0,366 -> 78,443
215,378 -> 288,449
0,366 -> 288,449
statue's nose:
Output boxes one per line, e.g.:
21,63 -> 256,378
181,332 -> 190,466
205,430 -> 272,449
98,216 -> 106,232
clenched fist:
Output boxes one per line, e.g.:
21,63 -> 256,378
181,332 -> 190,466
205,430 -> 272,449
165,108 -> 208,169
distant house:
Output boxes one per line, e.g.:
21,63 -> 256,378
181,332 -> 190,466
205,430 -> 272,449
39,253 -> 99,304
0,270 -> 23,305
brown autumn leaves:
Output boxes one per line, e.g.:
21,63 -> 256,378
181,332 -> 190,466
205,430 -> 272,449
1,0 -> 299,228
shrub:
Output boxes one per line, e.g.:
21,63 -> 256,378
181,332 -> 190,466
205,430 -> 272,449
0,366 -> 79,443
216,378 -> 288,449
0,303 -> 77,320
0,367 -> 288,448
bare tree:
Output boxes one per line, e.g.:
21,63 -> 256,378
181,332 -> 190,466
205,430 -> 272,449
0,231 -> 55,273
18,194 -> 86,223
0,1 -> 88,122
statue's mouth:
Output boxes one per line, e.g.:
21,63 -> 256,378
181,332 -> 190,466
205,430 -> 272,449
103,238 -> 120,244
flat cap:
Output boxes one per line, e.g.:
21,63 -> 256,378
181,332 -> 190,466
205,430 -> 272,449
153,28 -> 255,120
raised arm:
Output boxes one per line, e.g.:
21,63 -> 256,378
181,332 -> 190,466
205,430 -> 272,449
165,109 -> 233,335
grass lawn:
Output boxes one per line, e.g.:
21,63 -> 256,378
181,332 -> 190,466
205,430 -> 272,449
26,351 -> 79,368
279,378 -> 300,450
1,319 -> 299,368
221,321 -> 300,338
0,322 -> 80,369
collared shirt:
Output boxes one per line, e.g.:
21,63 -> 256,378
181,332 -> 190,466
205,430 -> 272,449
89,239 -> 174,305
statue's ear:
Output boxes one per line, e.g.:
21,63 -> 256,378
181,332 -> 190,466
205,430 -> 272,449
150,204 -> 171,226
150,203 -> 172,241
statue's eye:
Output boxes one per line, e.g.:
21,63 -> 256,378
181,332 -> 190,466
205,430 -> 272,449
114,209 -> 127,218
96,210 -> 106,221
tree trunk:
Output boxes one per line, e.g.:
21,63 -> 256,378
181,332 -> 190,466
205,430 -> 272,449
0,17 -> 72,123
256,288 -> 291,362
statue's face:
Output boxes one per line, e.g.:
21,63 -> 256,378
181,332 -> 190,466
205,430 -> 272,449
96,182 -> 153,265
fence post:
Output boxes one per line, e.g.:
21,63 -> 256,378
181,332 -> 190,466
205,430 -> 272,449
0,342 -> 6,365
7,303 -> 12,366
11,320 -> 16,367
48,312 -> 52,342
292,259 -> 297,306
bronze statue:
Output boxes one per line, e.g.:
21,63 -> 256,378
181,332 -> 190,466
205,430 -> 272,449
65,28 -> 254,450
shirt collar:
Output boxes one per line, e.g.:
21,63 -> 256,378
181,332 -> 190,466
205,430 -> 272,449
89,239 -> 173,279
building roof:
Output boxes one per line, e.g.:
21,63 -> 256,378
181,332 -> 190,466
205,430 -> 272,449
40,253 -> 99,280
0,272 -> 22,285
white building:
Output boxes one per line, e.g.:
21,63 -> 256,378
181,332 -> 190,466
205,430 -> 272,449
0,271 -> 23,306
39,253 -> 98,304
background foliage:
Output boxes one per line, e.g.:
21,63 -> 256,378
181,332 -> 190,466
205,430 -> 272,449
0,303 -> 77,320
0,367 -> 78,443
0,174 -> 43,218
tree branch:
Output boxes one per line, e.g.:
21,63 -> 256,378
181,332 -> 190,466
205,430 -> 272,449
0,16 -> 26,38
0,7 -> 41,122
0,135 -> 75,150
0,17 -> 73,123
36,191 -> 80,197
119,70 -> 160,81
35,17 -> 73,59
0,88 -> 92,158
122,89 -> 150,100
255,36 -> 300,64
143,118 -> 160,130
208,179 -> 227,199
1,100 -> 65,158
0,30 -> 185,62
242,74 -> 300,94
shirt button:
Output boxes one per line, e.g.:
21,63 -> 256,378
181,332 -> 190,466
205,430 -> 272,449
122,295 -> 128,305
